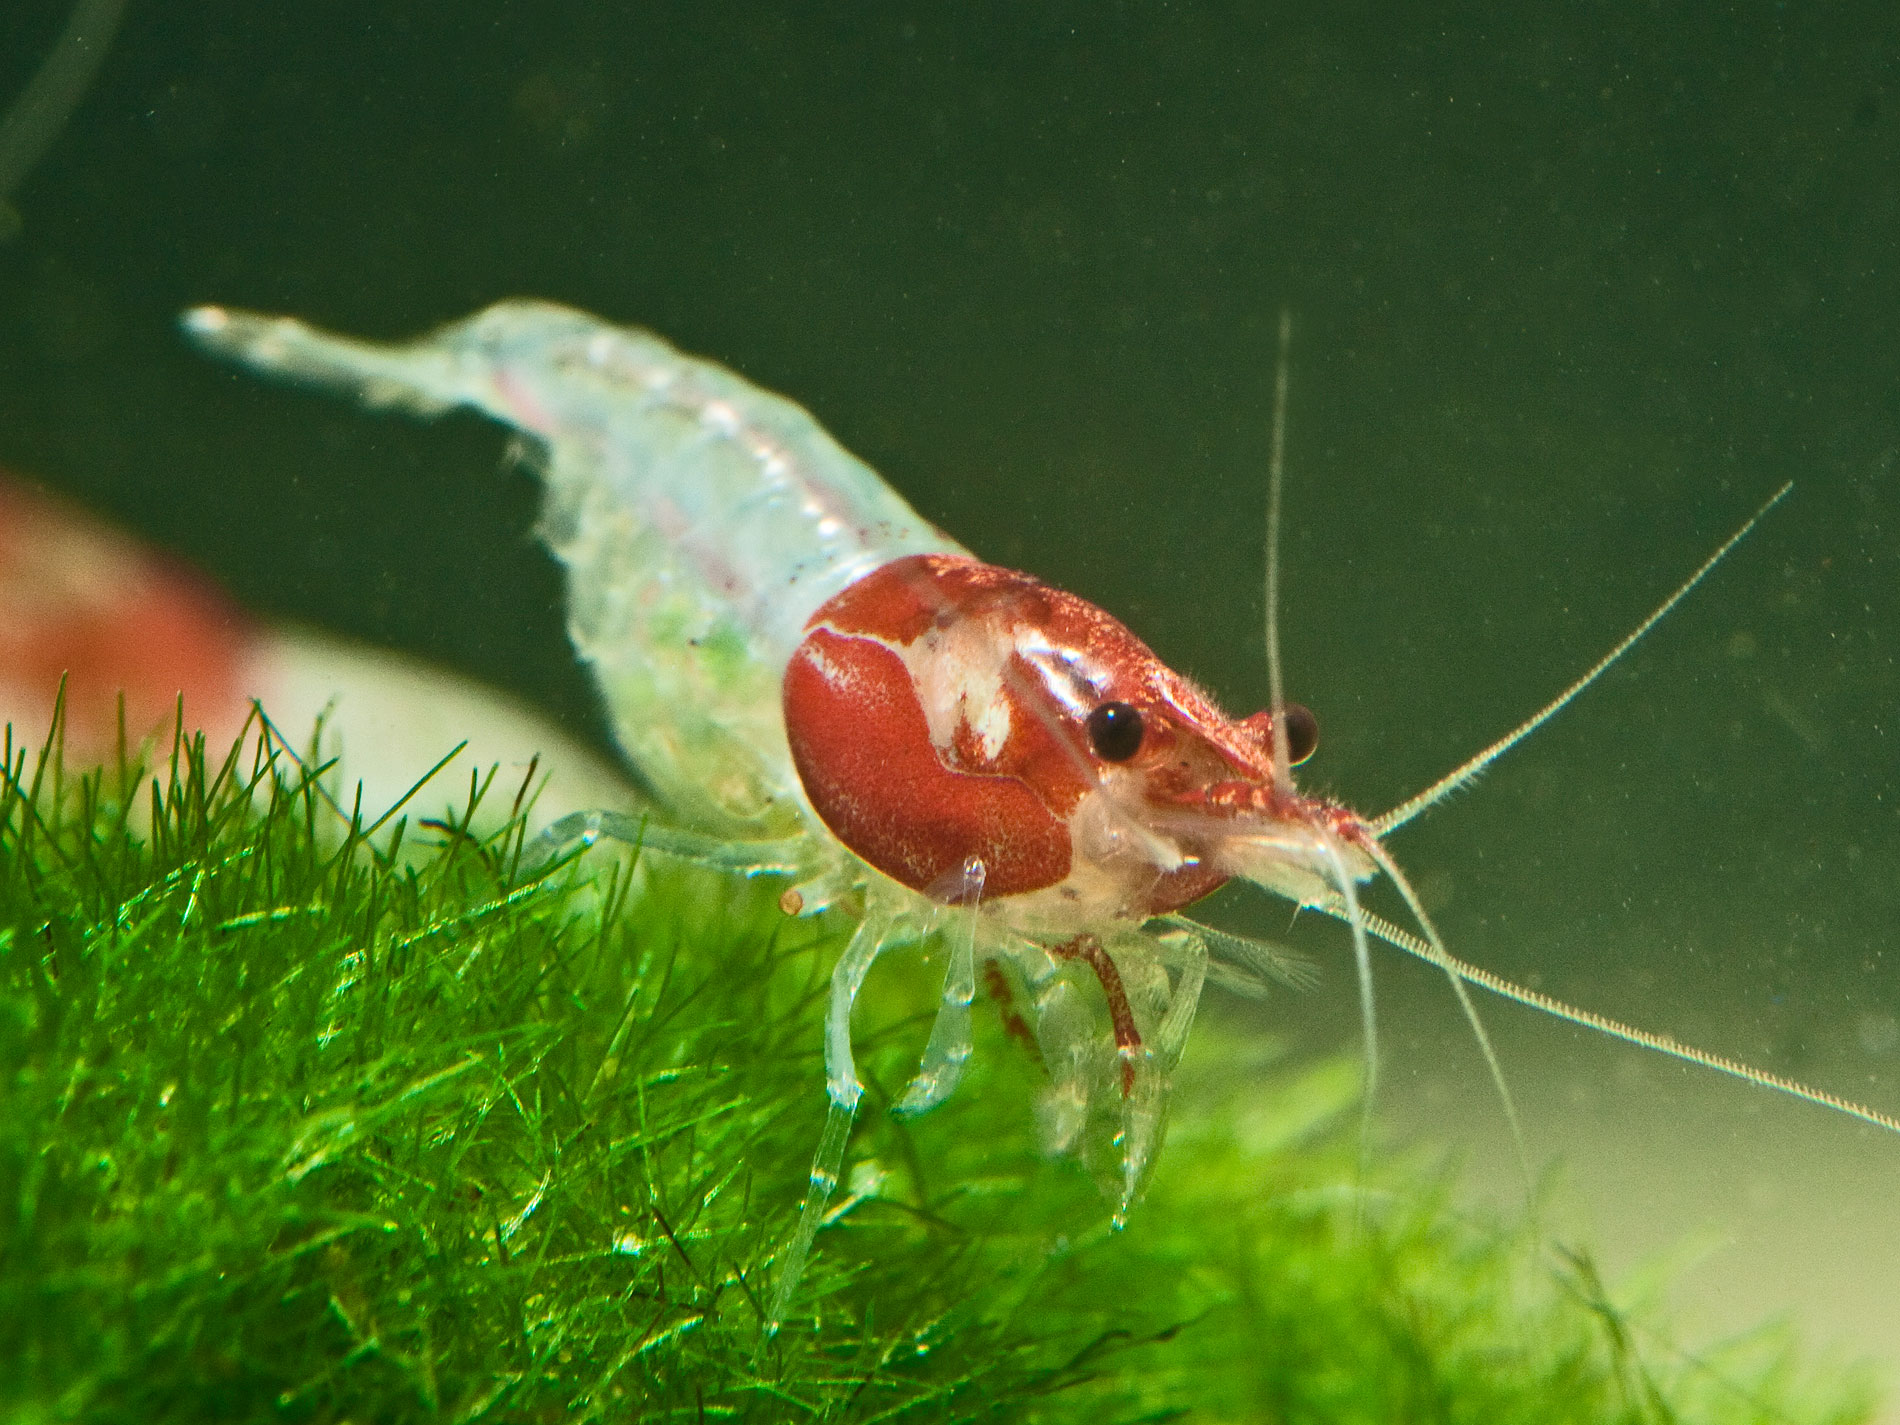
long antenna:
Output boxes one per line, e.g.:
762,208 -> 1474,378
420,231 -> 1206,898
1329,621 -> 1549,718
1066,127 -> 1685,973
1265,309 -> 1294,789
1373,481 -> 1792,838
1320,897 -> 1900,1138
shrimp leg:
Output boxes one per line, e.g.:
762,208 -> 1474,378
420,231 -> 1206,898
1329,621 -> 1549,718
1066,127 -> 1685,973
768,911 -> 894,1331
894,857 -> 987,1117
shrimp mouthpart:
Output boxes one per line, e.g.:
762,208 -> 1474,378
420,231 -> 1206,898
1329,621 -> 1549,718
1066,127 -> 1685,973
1131,781 -> 1379,913
1212,817 -> 1377,910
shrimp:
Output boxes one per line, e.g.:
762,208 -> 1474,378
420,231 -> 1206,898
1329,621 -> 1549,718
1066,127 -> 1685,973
182,300 -> 1900,1330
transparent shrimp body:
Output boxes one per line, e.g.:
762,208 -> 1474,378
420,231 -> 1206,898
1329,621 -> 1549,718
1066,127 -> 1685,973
186,302 -> 961,841
185,302 -> 1267,1323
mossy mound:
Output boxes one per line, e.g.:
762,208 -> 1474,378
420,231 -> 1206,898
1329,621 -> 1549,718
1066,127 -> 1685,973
0,719 -> 1874,1422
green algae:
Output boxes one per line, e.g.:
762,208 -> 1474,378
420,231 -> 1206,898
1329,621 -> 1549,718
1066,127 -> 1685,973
0,714 -> 1875,1424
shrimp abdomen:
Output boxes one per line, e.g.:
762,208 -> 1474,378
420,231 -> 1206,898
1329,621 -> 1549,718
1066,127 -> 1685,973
185,301 -> 964,833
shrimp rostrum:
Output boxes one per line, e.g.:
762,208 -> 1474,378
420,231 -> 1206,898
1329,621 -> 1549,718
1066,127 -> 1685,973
184,300 -> 1900,1328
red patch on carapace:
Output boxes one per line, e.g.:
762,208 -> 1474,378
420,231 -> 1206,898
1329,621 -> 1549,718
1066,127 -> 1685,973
783,625 -> 1072,895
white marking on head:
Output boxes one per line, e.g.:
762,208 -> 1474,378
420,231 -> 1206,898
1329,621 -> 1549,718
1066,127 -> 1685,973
879,617 -> 1016,764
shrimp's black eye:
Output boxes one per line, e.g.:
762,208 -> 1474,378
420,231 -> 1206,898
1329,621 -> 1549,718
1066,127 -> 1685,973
1282,703 -> 1319,766
1086,701 -> 1145,762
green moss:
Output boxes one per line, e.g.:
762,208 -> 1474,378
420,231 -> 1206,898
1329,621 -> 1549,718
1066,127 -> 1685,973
0,715 -> 1876,1423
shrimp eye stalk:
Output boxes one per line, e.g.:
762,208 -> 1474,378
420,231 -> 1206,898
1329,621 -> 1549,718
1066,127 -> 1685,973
1086,701 -> 1145,762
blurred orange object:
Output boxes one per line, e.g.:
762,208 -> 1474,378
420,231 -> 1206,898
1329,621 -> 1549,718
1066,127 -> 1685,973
0,469 -> 631,827
0,475 -> 254,757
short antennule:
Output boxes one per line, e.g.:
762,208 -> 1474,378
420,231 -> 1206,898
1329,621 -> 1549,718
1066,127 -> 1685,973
1357,837 -> 1530,1186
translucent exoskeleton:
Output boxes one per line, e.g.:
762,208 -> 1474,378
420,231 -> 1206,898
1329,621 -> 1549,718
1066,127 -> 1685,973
185,300 -> 1900,1331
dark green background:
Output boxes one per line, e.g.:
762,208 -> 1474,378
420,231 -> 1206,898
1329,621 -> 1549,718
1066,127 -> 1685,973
2,2 -> 1896,1137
